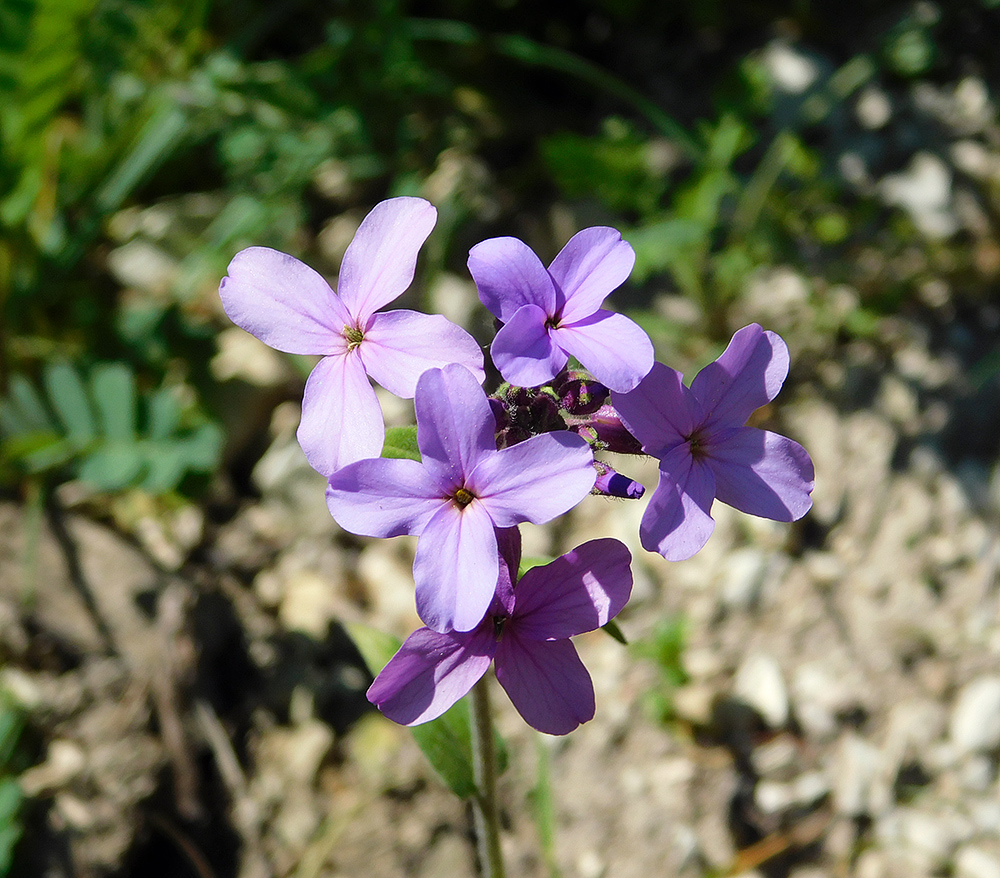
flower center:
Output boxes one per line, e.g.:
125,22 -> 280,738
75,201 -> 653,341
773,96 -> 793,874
344,325 -> 364,351
493,616 -> 506,639
686,432 -> 706,459
452,487 -> 475,507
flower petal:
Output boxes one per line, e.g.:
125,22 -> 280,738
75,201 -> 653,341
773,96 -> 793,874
336,197 -> 437,324
368,626 -> 496,726
550,310 -> 654,393
690,324 -> 790,430
413,500 -> 499,633
471,431 -> 595,527
414,364 -> 497,488
326,456 -> 442,537
360,310 -> 485,398
297,353 -> 383,477
639,445 -> 717,561
512,539 -> 633,640
220,247 -> 351,354
547,227 -> 635,323
707,427 -> 815,521
467,237 -> 557,322
491,304 -> 568,388
611,362 -> 703,457
495,633 -> 594,735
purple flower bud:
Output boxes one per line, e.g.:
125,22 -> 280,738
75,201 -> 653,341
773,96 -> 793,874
572,404 -> 644,455
592,461 -> 645,499
551,369 -> 610,416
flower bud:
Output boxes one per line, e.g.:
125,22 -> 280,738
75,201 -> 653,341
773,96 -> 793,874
592,461 -> 645,500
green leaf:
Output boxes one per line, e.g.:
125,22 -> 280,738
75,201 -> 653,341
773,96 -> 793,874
6,375 -> 52,433
43,362 -> 95,445
602,619 -> 628,645
382,425 -> 420,461
146,389 -> 181,441
517,556 -> 552,579
344,621 -> 402,676
89,363 -> 136,443
410,699 -> 478,799
78,444 -> 144,490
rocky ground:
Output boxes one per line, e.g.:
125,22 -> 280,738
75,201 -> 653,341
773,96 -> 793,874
3,265 -> 1000,878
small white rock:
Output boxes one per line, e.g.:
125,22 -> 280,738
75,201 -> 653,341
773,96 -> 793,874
955,845 -> 1000,878
950,676 -> 1000,755
733,653 -> 789,728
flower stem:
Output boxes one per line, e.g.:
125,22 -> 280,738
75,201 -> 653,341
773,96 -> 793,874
471,674 -> 505,878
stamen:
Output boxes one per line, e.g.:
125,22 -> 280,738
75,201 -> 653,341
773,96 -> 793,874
344,326 -> 364,351
453,487 -> 474,507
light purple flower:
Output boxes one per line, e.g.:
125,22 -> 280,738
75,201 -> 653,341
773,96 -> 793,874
326,364 -> 596,633
367,529 -> 633,735
611,324 -> 815,561
467,227 -> 653,392
219,197 -> 485,477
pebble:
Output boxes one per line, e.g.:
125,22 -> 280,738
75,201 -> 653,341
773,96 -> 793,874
950,676 -> 1000,755
732,653 -> 789,728
955,845 -> 1000,878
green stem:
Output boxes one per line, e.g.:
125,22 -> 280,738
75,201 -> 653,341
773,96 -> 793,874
471,675 -> 505,878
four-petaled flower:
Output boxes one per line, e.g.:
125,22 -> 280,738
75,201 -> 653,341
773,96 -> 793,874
220,197 -> 484,477
467,228 -> 653,392
325,363 -> 596,633
611,324 -> 815,561
367,529 -> 633,735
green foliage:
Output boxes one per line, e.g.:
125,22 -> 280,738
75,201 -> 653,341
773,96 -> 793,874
633,615 -> 689,725
0,361 -> 222,493
381,426 -> 421,461
0,694 -> 27,876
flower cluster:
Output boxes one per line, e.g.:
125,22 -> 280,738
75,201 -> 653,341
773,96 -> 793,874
220,196 -> 815,734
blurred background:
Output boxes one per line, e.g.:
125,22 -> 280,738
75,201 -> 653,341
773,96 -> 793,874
2,1 -> 1000,876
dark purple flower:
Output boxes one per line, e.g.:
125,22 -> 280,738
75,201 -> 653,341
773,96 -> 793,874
467,228 -> 653,392
367,530 -> 633,735
326,364 -> 596,633
611,324 -> 815,561
220,197 -> 484,476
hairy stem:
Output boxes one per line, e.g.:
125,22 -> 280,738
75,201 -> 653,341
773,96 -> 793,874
471,675 -> 505,878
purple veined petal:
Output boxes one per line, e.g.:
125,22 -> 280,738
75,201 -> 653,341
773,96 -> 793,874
220,247 -> 352,354
494,633 -> 595,735
414,364 -> 497,488
359,310 -> 486,398
490,304 -> 568,388
547,227 -> 635,323
368,626 -> 496,726
550,309 -> 654,393
297,353 -> 383,477
492,526 -> 522,618
611,363 -> 704,457
471,431 -> 595,527
336,197 -> 437,325
413,500 -> 499,633
467,237 -> 557,323
690,324 -> 790,430
639,445 -> 717,561
512,538 -> 633,640
706,426 -> 815,522
326,456 -> 442,537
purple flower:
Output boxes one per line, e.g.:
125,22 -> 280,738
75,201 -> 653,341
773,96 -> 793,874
367,529 -> 633,735
611,324 -> 815,561
220,197 -> 485,477
467,227 -> 654,392
326,364 -> 596,633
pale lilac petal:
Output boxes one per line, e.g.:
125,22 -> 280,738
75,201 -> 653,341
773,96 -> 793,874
414,364 -> 497,488
495,634 -> 594,735
471,431 -> 595,527
220,247 -> 351,354
368,626 -> 496,726
297,353 -> 383,477
690,324 -> 790,430
639,446 -> 717,561
326,457 -> 442,537
491,305 -> 568,388
413,501 -> 499,633
467,237 -> 557,322
707,427 -> 815,521
360,310 -> 486,397
512,539 -> 633,640
336,197 -> 437,324
550,310 -> 654,393
547,227 -> 635,323
611,363 -> 703,457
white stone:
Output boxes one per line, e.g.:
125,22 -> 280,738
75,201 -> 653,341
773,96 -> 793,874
950,676 -> 1000,755
956,846 -> 1000,878
733,653 -> 788,728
